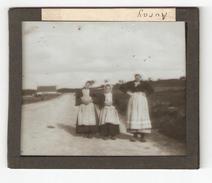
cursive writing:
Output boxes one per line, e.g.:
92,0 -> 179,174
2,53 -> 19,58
137,9 -> 168,20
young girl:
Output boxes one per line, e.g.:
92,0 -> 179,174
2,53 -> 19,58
99,84 -> 120,140
75,81 -> 98,138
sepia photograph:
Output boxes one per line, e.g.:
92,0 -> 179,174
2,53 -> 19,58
21,21 -> 186,156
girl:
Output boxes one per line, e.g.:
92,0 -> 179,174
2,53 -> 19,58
75,81 -> 98,138
99,84 -> 120,140
120,74 -> 153,142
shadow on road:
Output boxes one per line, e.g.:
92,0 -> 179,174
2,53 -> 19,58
117,133 -> 132,140
57,123 -> 79,137
57,123 -> 132,140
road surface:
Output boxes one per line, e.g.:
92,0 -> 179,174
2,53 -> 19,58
21,93 -> 186,156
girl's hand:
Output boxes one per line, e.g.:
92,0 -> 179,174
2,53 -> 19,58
105,101 -> 112,106
81,98 -> 92,105
88,98 -> 93,104
81,100 -> 88,105
127,91 -> 133,96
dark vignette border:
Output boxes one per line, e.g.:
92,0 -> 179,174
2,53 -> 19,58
8,7 -> 199,169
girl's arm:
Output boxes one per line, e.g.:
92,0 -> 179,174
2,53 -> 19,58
75,89 -> 82,106
119,82 -> 132,95
126,91 -> 134,96
119,83 -> 127,93
144,82 -> 154,95
93,92 -> 104,108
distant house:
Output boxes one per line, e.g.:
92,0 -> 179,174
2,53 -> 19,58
36,86 -> 59,96
180,76 -> 186,81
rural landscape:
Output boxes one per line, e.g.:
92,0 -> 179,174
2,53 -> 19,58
21,78 -> 186,156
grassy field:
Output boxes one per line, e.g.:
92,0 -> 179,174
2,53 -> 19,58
112,80 -> 186,142
149,89 -> 185,142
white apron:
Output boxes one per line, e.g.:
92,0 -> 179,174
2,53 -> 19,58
127,92 -> 152,133
99,93 -> 120,125
77,89 -> 97,126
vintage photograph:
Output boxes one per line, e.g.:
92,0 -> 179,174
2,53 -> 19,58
21,21 -> 186,156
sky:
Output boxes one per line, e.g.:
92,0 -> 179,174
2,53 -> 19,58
22,21 -> 185,89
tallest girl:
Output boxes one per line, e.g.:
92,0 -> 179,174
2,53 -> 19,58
120,74 -> 153,142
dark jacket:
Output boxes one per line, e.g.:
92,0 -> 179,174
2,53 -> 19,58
119,81 -> 154,95
75,88 -> 97,106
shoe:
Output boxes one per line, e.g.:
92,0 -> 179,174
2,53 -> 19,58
86,134 -> 92,138
130,137 -> 136,142
140,137 -> 146,142
133,133 -> 138,138
111,136 -> 116,140
102,136 -> 108,140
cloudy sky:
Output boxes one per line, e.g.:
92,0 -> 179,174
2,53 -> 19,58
22,21 -> 185,89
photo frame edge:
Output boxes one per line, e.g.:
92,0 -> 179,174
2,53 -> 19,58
7,7 -> 199,169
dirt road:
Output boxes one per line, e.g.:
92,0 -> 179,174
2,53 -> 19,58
21,93 -> 186,156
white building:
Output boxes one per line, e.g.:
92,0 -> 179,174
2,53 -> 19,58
36,86 -> 59,96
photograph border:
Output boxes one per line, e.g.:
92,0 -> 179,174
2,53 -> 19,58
8,7 -> 199,169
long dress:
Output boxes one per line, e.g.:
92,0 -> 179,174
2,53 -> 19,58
120,81 -> 153,133
99,93 -> 120,136
75,88 -> 98,134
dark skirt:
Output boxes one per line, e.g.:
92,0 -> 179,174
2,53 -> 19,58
127,129 -> 150,134
100,123 -> 120,137
76,125 -> 99,134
